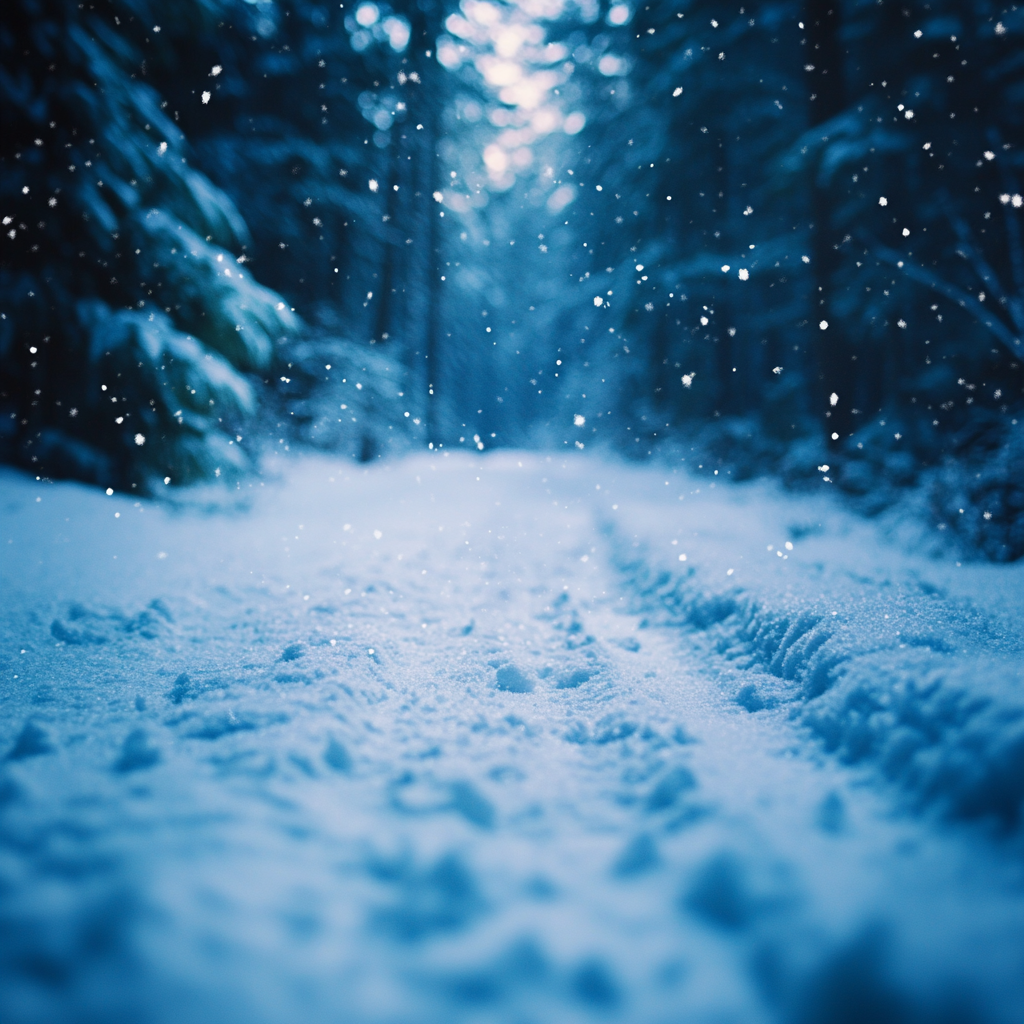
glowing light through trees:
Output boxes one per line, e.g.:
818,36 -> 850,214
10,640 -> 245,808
437,0 -> 603,189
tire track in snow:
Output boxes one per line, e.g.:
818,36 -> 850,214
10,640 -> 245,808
604,477 -> 1024,837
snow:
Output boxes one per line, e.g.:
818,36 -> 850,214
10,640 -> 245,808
2,452 -> 1023,1024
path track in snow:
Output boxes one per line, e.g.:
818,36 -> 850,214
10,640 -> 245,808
2,452 -> 1023,1024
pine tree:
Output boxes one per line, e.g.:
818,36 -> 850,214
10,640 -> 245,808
0,0 -> 296,490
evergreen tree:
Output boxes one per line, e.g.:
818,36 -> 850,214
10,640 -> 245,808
1,0 -> 298,490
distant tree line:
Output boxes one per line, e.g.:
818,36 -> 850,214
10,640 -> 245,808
2,0 -> 1021,556
531,0 -> 1023,557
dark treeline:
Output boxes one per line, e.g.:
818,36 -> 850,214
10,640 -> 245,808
531,0 -> 1023,558
1,0 -> 453,486
2,0 -> 1022,557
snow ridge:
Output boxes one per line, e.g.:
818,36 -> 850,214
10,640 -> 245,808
610,526 -> 1024,836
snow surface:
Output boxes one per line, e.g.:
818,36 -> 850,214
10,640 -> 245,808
2,451 -> 1023,1024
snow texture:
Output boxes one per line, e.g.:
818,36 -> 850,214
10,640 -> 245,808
2,452 -> 1023,1024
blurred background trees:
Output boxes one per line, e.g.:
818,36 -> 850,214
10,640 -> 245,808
2,0 -> 1022,555
553,0 -> 1023,556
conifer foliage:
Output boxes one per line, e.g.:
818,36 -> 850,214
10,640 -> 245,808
0,0 -> 296,490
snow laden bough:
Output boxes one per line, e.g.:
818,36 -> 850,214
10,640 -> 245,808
0,0 -> 296,492
270,334 -> 417,465
34,212 -> 297,491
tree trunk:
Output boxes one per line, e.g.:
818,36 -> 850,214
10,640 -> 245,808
805,0 -> 850,449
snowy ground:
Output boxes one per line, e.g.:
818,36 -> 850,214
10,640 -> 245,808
2,451 -> 1023,1024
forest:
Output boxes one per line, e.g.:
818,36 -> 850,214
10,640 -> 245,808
4,5 -> 1024,1023
2,0 -> 1022,557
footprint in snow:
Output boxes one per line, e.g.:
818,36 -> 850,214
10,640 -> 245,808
495,664 -> 534,692
7,720 -> 53,760
113,729 -> 161,773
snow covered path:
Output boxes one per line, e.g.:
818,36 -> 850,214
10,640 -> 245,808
2,452 -> 1024,1024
